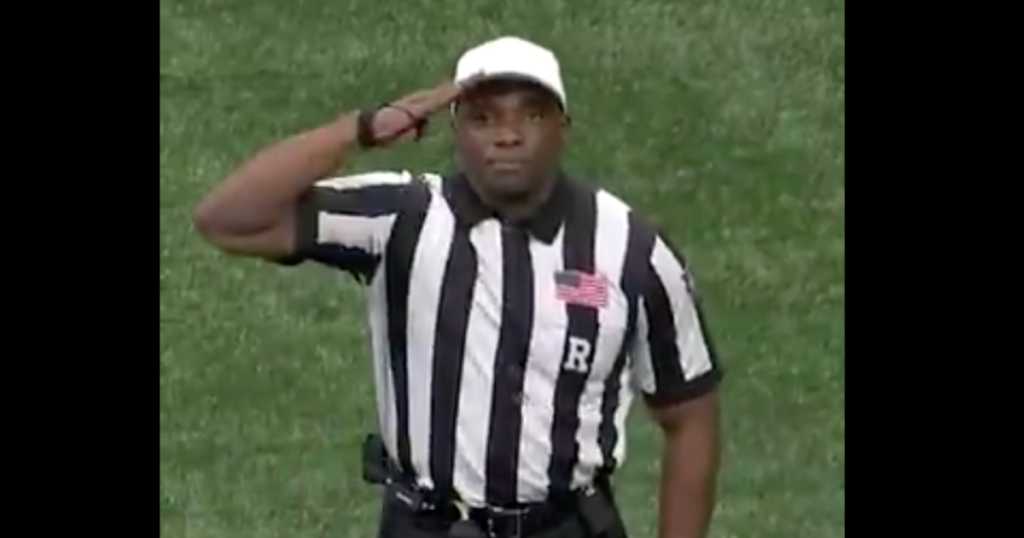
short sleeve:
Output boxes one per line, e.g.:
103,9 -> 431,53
276,170 -> 422,282
629,234 -> 723,408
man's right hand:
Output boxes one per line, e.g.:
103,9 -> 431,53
370,82 -> 464,145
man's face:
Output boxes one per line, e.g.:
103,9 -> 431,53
452,78 -> 567,202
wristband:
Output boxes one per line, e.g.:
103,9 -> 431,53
356,108 -> 379,149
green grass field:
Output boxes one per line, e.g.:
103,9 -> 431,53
159,0 -> 844,536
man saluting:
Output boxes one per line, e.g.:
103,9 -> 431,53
193,36 -> 724,538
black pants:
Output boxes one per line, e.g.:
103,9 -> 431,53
376,493 -> 630,538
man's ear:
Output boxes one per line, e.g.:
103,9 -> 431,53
558,114 -> 571,142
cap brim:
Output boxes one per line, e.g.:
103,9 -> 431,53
456,71 -> 566,110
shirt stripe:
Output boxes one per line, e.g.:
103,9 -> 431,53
382,177 -> 432,476
580,191 -> 633,485
428,222 -> 477,497
547,187 -> 599,496
597,207 -> 651,470
452,220 -> 504,503
485,225 -> 536,505
632,232 -> 722,408
514,232 -> 561,502
289,171 -> 416,280
406,193 -> 457,489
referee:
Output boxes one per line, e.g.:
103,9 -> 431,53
194,36 -> 723,538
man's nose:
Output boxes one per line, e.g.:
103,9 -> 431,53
492,124 -> 524,147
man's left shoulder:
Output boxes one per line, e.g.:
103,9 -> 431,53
563,175 -> 631,213
586,183 -> 659,232
563,175 -> 673,241
579,179 -> 690,257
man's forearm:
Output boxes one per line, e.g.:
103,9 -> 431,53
657,425 -> 720,538
194,111 -> 359,236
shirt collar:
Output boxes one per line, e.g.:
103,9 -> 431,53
443,170 -> 571,244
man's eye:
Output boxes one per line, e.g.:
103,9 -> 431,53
526,110 -> 545,121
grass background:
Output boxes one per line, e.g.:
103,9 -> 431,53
159,0 -> 845,536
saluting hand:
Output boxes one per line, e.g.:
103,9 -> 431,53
369,81 -> 465,145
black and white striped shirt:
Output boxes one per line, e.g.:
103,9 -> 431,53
283,170 -> 723,507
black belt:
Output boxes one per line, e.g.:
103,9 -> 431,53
427,497 -> 576,537
363,434 -> 610,537
387,481 -> 612,538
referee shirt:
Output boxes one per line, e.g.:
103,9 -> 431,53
284,169 -> 723,507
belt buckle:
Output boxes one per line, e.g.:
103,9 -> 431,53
483,505 -> 527,538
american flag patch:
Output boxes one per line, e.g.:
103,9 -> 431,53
554,269 -> 609,309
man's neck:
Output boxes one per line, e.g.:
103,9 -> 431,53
474,171 -> 559,223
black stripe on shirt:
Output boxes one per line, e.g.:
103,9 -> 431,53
597,209 -> 653,472
384,181 -> 432,475
312,182 -> 412,216
295,183 -> 413,248
485,225 -> 535,505
658,232 -> 723,375
283,183 -> 412,279
428,225 -> 477,498
641,228 -> 722,408
547,186 -> 599,496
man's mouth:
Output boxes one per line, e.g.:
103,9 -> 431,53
487,159 -> 526,171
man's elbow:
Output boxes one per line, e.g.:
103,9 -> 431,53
191,196 -> 238,248
191,197 -> 220,241
190,198 -> 292,260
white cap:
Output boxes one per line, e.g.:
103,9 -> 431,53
453,36 -> 567,111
